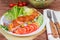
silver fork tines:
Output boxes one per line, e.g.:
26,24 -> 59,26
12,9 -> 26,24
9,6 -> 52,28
47,10 -> 52,20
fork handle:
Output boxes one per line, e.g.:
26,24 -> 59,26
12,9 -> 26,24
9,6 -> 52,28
54,22 -> 60,38
50,21 -> 59,38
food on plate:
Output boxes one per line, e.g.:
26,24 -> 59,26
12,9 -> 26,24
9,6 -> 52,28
1,6 -> 43,34
13,22 -> 39,34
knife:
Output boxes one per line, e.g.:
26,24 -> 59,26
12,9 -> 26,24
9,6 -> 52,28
52,11 -> 60,38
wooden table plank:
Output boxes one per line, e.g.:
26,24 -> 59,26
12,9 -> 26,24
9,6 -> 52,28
0,33 -> 7,40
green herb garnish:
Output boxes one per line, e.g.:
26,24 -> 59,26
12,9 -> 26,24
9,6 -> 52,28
0,25 -> 8,31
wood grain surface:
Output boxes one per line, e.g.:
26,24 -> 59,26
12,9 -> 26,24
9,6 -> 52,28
0,0 -> 60,40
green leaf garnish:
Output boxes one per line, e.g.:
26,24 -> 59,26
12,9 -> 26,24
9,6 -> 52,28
0,25 -> 8,31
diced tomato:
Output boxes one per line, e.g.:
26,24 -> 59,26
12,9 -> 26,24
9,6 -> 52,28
14,29 -> 20,34
30,23 -> 38,31
15,28 -> 23,34
25,26 -> 30,33
12,22 -> 38,34
21,28 -> 26,34
25,23 -> 38,33
28,24 -> 34,33
14,27 -> 27,34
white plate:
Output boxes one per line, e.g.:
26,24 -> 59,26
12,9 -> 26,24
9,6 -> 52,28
0,13 -> 46,36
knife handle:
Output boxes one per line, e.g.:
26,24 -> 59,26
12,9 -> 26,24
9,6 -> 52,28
55,22 -> 60,37
50,21 -> 59,38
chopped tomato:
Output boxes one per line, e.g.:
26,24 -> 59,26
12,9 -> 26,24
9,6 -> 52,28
21,28 -> 26,34
30,23 -> 38,31
14,27 -> 26,34
15,28 -> 23,34
12,22 -> 39,34
25,26 -> 30,33
14,29 -> 20,34
28,24 -> 34,33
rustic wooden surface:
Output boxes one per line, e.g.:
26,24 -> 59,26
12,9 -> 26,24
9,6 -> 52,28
0,0 -> 60,40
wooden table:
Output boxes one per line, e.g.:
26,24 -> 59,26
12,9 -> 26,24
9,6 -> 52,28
0,0 -> 60,40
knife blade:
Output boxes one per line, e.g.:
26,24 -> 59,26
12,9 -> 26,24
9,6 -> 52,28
52,11 -> 60,38
52,11 -> 58,23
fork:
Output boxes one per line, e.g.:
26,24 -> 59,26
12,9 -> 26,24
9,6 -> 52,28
47,10 -> 59,38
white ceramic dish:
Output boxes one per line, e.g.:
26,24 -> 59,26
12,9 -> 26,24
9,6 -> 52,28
0,12 -> 46,36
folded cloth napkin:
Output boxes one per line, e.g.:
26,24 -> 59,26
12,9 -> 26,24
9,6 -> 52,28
52,11 -> 60,23
43,9 -> 60,40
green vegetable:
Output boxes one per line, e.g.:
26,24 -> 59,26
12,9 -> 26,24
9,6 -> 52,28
36,14 -> 43,26
23,7 -> 33,16
18,7 -> 24,16
10,5 -> 19,19
4,6 -> 34,21
5,10 -> 14,20
5,5 -> 21,20
0,25 -> 8,31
